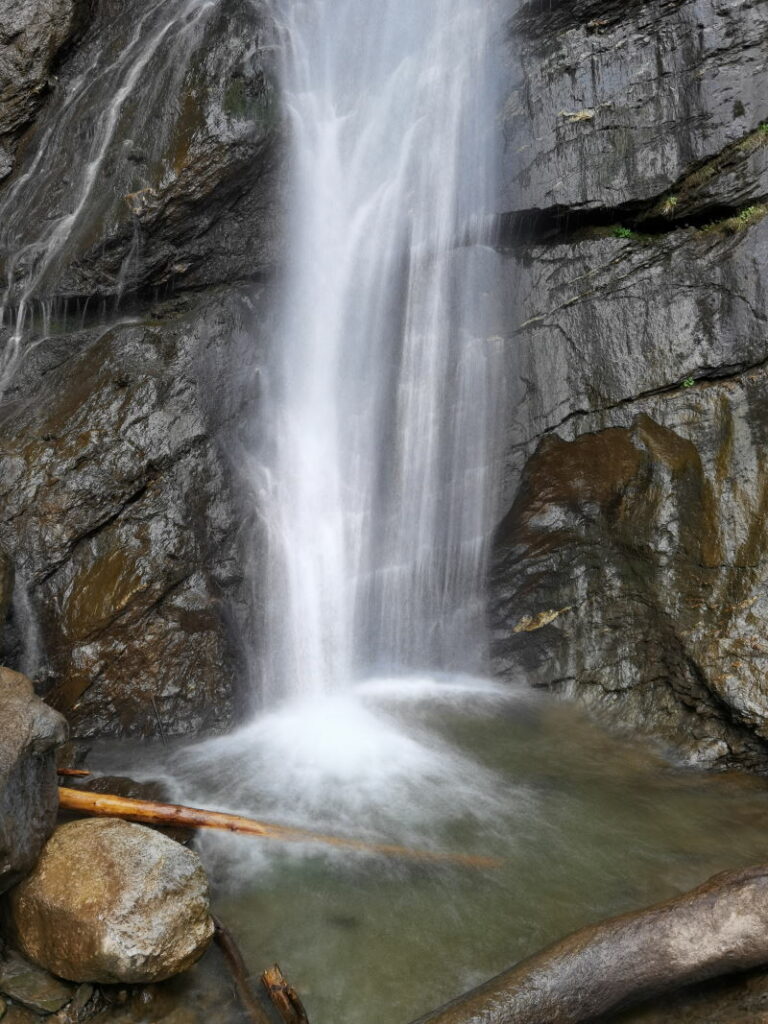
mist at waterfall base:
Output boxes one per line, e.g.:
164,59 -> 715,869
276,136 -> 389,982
177,0 -> 512,925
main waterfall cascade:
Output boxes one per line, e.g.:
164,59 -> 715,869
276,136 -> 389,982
260,0 -> 505,703
170,0 -> 512,897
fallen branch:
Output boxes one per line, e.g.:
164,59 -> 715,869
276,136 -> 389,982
262,963 -> 310,1024
57,787 -> 499,869
409,865 -> 768,1024
213,916 -> 273,1024
57,768 -> 91,777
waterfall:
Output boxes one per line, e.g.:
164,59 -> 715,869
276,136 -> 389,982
261,0 -> 503,703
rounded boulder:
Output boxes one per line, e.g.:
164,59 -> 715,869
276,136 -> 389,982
8,818 -> 214,984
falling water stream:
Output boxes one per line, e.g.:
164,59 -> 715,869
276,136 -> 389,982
167,0 -> 516,958
259,0 -> 504,702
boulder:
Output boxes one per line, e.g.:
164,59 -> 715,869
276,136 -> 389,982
8,818 -> 215,984
0,666 -> 67,892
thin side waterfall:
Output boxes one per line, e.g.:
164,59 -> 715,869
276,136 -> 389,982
261,0 -> 503,703
0,0 -> 216,396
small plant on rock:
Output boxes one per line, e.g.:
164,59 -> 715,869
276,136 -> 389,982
682,377 -> 695,388
613,225 -> 635,239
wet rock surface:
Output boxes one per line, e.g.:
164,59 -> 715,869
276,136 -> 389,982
503,0 -> 768,212
0,0 -> 277,740
0,0 -> 280,305
0,0 -> 88,182
0,667 -> 66,892
490,0 -> 768,769
8,818 -> 214,984
0,952 -> 74,1014
0,289 -> 266,738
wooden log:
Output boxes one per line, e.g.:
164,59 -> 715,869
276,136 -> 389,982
409,865 -> 768,1024
57,787 -> 500,869
56,768 -> 91,777
213,916 -> 273,1024
261,963 -> 310,1024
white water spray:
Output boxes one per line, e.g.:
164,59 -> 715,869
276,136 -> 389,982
260,0 -> 503,703
173,0 -> 507,849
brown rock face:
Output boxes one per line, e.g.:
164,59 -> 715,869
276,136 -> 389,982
0,297 -> 257,739
0,0 -> 89,180
0,666 -> 66,892
9,818 -> 214,984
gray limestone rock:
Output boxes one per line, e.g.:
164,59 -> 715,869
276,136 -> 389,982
503,0 -> 768,213
0,0 -> 89,180
490,0 -> 768,768
0,667 -> 67,891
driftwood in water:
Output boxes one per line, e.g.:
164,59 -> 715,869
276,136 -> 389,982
410,865 -> 768,1024
213,916 -> 273,1024
262,964 -> 310,1024
57,787 -> 498,868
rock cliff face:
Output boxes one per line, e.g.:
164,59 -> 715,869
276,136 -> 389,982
0,0 -> 278,737
490,0 -> 768,767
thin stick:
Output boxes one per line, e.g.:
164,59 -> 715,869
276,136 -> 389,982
213,916 -> 272,1024
56,768 -> 91,777
261,964 -> 310,1024
57,787 -> 500,869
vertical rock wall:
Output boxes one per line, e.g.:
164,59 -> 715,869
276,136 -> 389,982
0,0 -> 280,737
491,0 -> 768,768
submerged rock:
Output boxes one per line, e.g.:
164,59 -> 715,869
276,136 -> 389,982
0,667 -> 67,892
8,818 -> 214,984
0,951 -> 73,1014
